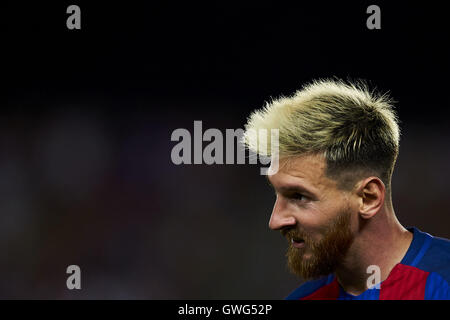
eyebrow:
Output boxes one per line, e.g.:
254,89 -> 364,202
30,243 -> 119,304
265,176 -> 317,198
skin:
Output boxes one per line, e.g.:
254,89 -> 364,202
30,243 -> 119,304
267,153 -> 413,296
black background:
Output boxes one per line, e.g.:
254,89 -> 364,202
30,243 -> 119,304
1,1 -> 449,299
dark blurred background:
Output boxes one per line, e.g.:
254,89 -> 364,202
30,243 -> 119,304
1,1 -> 449,298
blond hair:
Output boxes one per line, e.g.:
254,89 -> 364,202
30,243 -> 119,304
243,78 -> 400,191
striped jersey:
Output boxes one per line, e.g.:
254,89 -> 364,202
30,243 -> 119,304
286,227 -> 450,300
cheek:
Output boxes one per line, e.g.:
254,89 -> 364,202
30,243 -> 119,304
293,203 -> 331,238
342,196 -> 360,233
299,200 -> 352,239
349,207 -> 360,233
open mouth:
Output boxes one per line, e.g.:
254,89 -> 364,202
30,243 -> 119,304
291,238 -> 305,248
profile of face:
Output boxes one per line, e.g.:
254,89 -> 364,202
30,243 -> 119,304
267,154 -> 358,280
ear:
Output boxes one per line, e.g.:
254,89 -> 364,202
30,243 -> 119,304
356,177 -> 385,219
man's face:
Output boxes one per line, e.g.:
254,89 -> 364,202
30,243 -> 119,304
267,154 -> 357,280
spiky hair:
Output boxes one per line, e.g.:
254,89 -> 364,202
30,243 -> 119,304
243,78 -> 400,191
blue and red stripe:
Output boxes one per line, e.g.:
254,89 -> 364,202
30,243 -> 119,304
286,227 -> 450,300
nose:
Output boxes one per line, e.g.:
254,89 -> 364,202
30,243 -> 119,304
268,196 -> 296,230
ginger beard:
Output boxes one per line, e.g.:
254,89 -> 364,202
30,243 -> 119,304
283,207 -> 354,280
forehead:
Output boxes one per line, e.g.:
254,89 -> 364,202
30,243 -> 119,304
268,154 -> 337,192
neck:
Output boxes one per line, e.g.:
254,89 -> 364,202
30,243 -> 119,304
334,208 -> 413,296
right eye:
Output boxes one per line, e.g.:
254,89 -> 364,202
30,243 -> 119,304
286,192 -> 309,203
291,193 -> 305,200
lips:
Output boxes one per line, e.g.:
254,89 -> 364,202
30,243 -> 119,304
291,238 -> 305,248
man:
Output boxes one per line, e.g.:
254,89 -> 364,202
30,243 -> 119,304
243,79 -> 450,299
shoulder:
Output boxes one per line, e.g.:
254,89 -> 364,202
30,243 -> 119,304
285,275 -> 334,300
425,272 -> 450,300
419,234 -> 450,282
